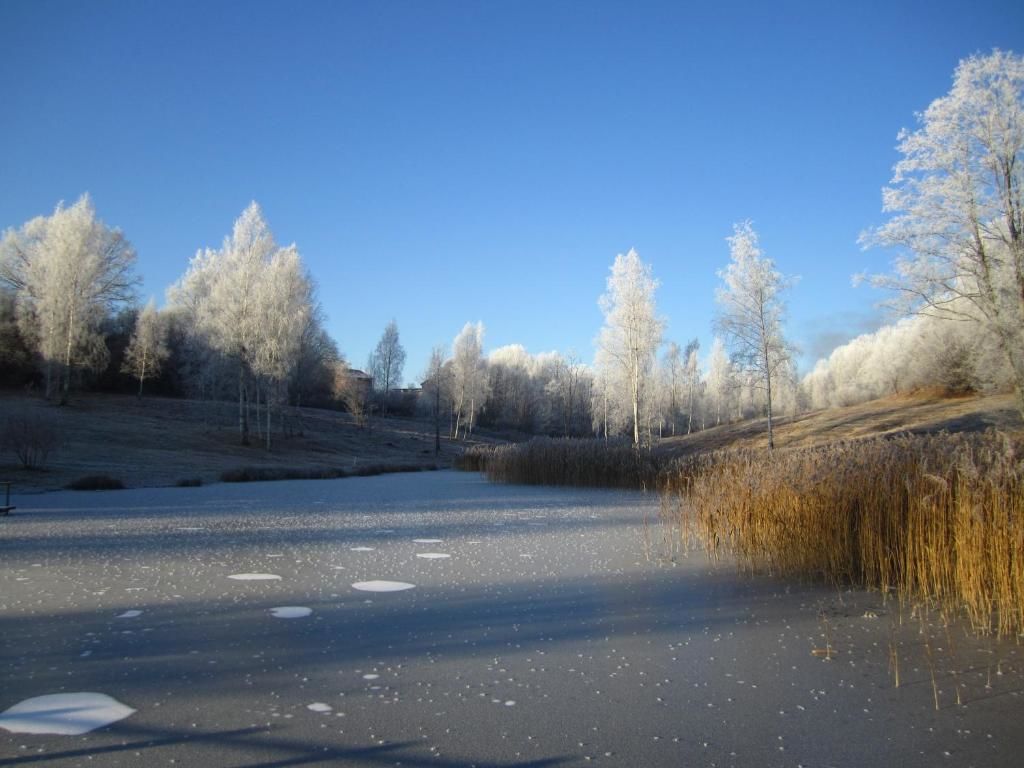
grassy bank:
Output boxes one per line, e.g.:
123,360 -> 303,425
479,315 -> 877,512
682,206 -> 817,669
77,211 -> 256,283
663,431 -> 1024,638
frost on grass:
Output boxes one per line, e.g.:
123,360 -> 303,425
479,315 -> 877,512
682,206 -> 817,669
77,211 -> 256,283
0,693 -> 135,735
270,607 -> 312,619
352,580 -> 416,592
228,573 -> 281,581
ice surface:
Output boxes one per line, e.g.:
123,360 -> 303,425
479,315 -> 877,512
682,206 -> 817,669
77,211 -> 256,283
0,693 -> 135,735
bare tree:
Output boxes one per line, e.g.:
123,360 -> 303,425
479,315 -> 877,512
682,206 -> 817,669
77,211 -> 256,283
862,50 -> 1024,416
715,222 -> 794,449
122,299 -> 169,398
0,195 -> 139,402
595,249 -> 663,446
368,319 -> 406,415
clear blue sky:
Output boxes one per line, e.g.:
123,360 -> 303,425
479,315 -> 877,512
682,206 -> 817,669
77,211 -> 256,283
2,0 -> 1022,382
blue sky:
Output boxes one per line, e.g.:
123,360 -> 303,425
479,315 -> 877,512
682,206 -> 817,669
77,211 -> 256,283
2,0 -> 1022,382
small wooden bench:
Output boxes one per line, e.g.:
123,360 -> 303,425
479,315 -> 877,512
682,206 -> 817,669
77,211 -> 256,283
0,482 -> 14,516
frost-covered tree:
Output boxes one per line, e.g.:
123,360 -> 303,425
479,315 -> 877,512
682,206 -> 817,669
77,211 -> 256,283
862,50 -> 1024,416
451,321 -> 487,439
423,345 -> 449,454
121,300 -> 169,398
682,338 -> 701,434
662,342 -> 683,435
595,249 -> 664,446
705,337 -> 734,426
0,195 -> 138,402
715,222 -> 794,449
168,202 -> 311,446
368,319 -> 406,415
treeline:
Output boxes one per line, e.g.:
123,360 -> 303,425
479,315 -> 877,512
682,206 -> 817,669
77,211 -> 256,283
0,198 -> 363,450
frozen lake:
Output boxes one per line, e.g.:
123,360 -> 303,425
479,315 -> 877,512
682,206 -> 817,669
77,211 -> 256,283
1,470 -> 1020,766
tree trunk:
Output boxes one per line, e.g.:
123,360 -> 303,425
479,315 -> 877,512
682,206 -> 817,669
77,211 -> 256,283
765,372 -> 775,450
239,369 -> 249,446
60,305 -> 75,405
138,352 -> 146,399
434,387 -> 441,456
266,389 -> 272,451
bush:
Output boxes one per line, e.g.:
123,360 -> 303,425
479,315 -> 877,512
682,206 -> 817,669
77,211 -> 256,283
176,477 -> 203,487
67,474 -> 125,491
3,413 -> 61,470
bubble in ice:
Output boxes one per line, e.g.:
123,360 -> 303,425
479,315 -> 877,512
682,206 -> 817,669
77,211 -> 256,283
270,607 -> 312,619
228,573 -> 281,581
416,553 -> 450,560
352,580 -> 416,592
307,702 -> 332,713
115,610 -> 142,619
0,693 -> 135,735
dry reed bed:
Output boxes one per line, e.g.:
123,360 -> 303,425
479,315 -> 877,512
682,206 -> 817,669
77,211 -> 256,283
458,438 -> 662,490
663,431 -> 1024,638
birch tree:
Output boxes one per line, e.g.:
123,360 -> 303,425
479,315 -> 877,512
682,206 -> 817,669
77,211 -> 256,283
122,299 -> 169,398
705,336 -> 734,426
0,195 -> 138,402
451,321 -> 486,439
368,319 -> 406,415
715,222 -> 794,449
682,338 -> 701,434
423,345 -> 449,454
595,249 -> 663,446
168,202 -> 310,445
862,50 -> 1024,416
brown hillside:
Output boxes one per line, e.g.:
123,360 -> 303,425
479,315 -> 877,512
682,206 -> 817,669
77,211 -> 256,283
655,391 -> 1021,460
0,393 -> 488,492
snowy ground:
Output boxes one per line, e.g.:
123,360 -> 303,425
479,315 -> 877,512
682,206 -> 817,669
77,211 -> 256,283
1,471 -> 1021,766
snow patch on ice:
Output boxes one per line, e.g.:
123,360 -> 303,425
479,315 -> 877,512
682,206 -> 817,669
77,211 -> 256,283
352,580 -> 416,592
228,573 -> 281,581
0,693 -> 135,735
350,547 -> 375,552
362,673 -> 380,680
307,702 -> 332,713
270,606 -> 312,619
416,553 -> 451,559
115,610 -> 142,619
413,538 -> 442,544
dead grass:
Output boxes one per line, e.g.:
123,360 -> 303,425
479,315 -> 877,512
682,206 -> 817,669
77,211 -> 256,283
662,431 -> 1024,638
